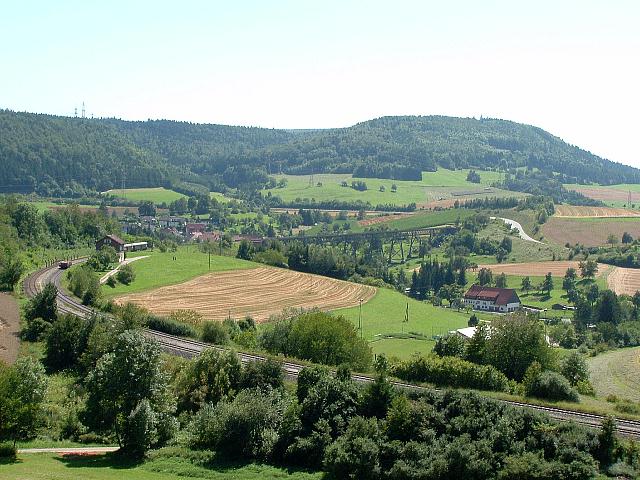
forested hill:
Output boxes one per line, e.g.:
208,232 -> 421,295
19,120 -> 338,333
1,109 -> 638,197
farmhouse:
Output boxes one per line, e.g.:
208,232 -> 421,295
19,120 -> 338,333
463,284 -> 520,313
96,235 -> 148,253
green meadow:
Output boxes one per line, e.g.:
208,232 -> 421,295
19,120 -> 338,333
102,247 -> 257,297
1,451 -> 321,480
263,169 -> 506,206
334,287 -> 479,359
102,187 -> 186,204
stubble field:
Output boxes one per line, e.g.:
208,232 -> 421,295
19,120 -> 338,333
114,267 -> 376,322
541,217 -> 640,246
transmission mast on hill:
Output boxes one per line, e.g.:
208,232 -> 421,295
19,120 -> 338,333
81,102 -> 86,119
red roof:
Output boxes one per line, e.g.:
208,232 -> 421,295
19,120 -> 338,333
464,284 -> 520,305
103,234 -> 125,245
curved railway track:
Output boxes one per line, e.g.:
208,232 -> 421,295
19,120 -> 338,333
23,262 -> 640,439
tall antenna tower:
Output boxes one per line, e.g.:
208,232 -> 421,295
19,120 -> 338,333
629,190 -> 632,208
81,102 -> 86,119
74,107 -> 77,117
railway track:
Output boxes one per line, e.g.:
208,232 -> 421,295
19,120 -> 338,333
23,262 -> 640,439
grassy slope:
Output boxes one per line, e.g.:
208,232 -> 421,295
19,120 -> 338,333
1,452 -> 321,480
333,288 -> 477,359
263,169 -> 505,206
588,346 -> 640,402
102,248 -> 257,297
103,187 -> 186,204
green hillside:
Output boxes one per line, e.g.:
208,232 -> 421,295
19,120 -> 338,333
1,110 -> 637,202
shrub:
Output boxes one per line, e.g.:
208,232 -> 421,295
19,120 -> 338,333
560,351 -> 590,386
146,316 -> 197,338
122,399 -> 158,458
201,321 -> 230,345
0,442 -> 16,459
116,264 -> 136,285
240,358 -> 284,391
390,355 -> 509,392
526,371 -> 579,402
188,388 -> 289,460
433,334 -> 466,358
22,317 -> 51,341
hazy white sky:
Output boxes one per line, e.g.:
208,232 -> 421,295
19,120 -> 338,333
1,1 -> 639,166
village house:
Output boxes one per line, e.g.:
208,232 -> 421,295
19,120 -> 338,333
463,284 -> 521,313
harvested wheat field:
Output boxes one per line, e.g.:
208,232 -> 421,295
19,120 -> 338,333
115,267 -> 376,322
554,205 -> 640,218
359,213 -> 413,226
542,217 -> 640,246
476,261 -> 606,277
607,267 -> 640,296
566,185 -> 640,204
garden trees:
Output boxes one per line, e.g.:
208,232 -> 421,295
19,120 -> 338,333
579,259 -> 598,279
495,272 -> 508,288
83,330 -> 177,456
484,314 -> 554,381
594,290 -> 622,324
622,231 -> 634,244
116,263 -> 136,285
541,272 -> 554,296
87,246 -> 118,270
433,334 -> 466,358
560,351 -> 590,386
477,268 -> 493,286
521,276 -> 532,293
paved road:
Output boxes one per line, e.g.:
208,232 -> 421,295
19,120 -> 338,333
491,216 -> 541,243
99,255 -> 149,284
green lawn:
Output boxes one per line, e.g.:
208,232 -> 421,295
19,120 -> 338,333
1,451 -> 321,480
383,209 -> 476,230
210,191 -> 231,203
102,187 -> 186,204
263,169 -> 506,207
102,248 -> 257,297
333,287 -> 477,359
588,346 -> 640,402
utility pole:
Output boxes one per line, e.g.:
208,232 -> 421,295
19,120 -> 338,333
358,298 -> 363,338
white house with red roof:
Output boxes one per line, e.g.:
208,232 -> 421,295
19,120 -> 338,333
463,284 -> 521,313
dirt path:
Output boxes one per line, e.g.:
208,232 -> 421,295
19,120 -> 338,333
18,447 -> 119,454
607,266 -> 640,296
99,255 -> 149,284
0,293 -> 20,365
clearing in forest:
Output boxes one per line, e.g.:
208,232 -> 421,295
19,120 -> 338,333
114,267 -> 376,322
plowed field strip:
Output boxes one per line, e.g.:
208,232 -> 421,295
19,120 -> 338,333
554,205 -> 640,218
115,267 -> 376,322
607,267 -> 640,296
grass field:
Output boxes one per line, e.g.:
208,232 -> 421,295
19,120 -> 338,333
263,169 -> 507,207
1,451 -> 321,480
382,208 -> 476,230
588,346 -> 640,402
102,187 -> 186,204
541,216 -> 640,246
333,288 -> 476,359
102,248 -> 256,297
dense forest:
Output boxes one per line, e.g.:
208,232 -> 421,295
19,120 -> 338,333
1,110 -> 638,198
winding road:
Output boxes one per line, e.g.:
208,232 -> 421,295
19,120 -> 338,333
23,262 -> 640,439
491,216 -> 541,243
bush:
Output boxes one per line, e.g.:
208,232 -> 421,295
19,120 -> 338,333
390,355 -> 510,392
188,388 -> 289,460
0,442 -> 16,459
527,371 -> 579,402
43,314 -> 85,372
22,317 -> 51,341
433,334 -> 466,358
116,264 -> 136,285
122,399 -> 158,458
201,321 -> 230,345
147,316 -> 197,338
